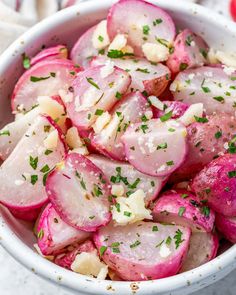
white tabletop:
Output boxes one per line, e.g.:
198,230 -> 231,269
0,0 -> 235,294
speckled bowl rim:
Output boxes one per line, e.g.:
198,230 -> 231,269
1,0 -> 236,294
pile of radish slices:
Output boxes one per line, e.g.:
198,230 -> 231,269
1,0 -> 236,282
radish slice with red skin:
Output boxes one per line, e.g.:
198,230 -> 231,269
30,45 -> 68,67
91,56 -> 171,96
66,65 -> 131,131
88,154 -> 166,206
180,232 -> 219,272
191,154 -> 236,217
12,59 -> 80,113
94,221 -> 191,281
37,204 -> 90,256
153,100 -> 189,119
46,153 -> 112,232
54,240 -> 96,270
122,119 -> 187,177
152,189 -> 215,233
215,214 -> 236,243
91,91 -> 152,161
0,115 -> 66,211
9,205 -> 43,222
70,26 -> 99,68
171,113 -> 236,182
107,0 -> 176,56
167,29 -> 208,74
171,66 -> 236,115
230,0 -> 236,21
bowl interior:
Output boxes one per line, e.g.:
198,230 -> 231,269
1,1 -> 236,294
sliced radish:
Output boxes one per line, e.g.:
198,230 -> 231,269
171,66 -> 236,115
167,29 -> 208,74
88,154 -> 166,205
191,154 -> 236,217
153,100 -> 189,119
91,91 -> 151,161
66,65 -> 131,130
46,153 -> 112,232
12,59 -> 79,113
37,203 -> 90,256
215,214 -> 236,243
30,45 -> 68,67
0,115 -> 66,211
70,26 -> 99,68
171,113 -> 236,182
94,221 -> 190,281
107,0 -> 176,56
54,240 -> 96,270
0,107 -> 40,160
180,232 -> 219,272
152,189 -> 215,232
91,56 -> 171,96
122,119 -> 187,177
9,205 -> 42,222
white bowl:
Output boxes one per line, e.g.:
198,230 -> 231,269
1,1 -> 236,294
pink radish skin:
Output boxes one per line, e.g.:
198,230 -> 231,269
167,29 -> 208,74
152,189 -> 215,233
12,59 -> 80,113
30,45 -> 68,67
180,232 -> 219,272
66,65 -> 131,131
91,56 -> 171,97
107,0 -> 176,56
122,119 -> 187,177
46,153 -> 112,232
37,204 -> 90,256
70,26 -> 98,68
0,115 -> 66,211
54,240 -> 96,270
91,91 -> 152,161
88,154 -> 166,205
171,66 -> 236,115
191,154 -> 236,217
9,205 -> 43,222
171,113 -> 236,182
94,221 -> 191,281
215,214 -> 236,243
153,101 -> 189,119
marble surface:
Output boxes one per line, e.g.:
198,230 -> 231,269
0,0 -> 236,295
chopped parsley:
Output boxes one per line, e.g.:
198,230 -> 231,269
107,50 -> 133,58
152,225 -> 159,232
179,63 -> 188,71
157,142 -> 167,150
141,115 -> 148,122
166,160 -> 174,166
45,149 -> 53,155
215,131 -> 222,139
174,229 -> 184,249
143,25 -> 150,35
95,109 -> 104,116
201,206 -> 210,218
153,18 -> 163,26
80,178 -> 87,190
98,35 -> 104,42
22,53 -> 31,69
178,206 -> 186,217
115,91 -> 122,99
31,175 -> 38,185
130,240 -> 141,249
124,211 -> 132,217
30,75 -> 51,82
228,170 -> 236,178
136,68 -> 150,74
86,77 -> 100,89
166,236 -> 172,245
29,156 -> 38,170
194,116 -> 209,123
128,178 -> 140,189
140,124 -> 149,134
160,111 -> 173,122
213,96 -> 225,103
0,130 -> 10,136
37,229 -> 44,239
185,35 -> 193,46
40,164 -> 50,173
99,246 -> 107,256
200,48 -> 208,59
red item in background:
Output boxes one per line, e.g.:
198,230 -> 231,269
230,0 -> 236,21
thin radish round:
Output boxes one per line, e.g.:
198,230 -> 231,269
88,154 -> 166,205
12,59 -> 79,113
37,203 -> 90,256
46,153 -> 112,232
152,189 -> 215,232
122,119 -> 187,177
9,205 -> 42,222
91,91 -> 152,161
215,214 -> 236,243
107,0 -> 176,56
91,56 -> 171,96
30,45 -> 68,67
180,232 -> 219,272
0,115 -> 66,211
94,221 -> 191,281
66,65 -> 131,131
167,29 -> 208,73
170,66 -> 236,115
191,154 -> 236,217
54,240 -> 96,270
70,25 -> 101,68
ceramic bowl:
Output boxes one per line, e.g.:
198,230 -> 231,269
0,1 -> 236,294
